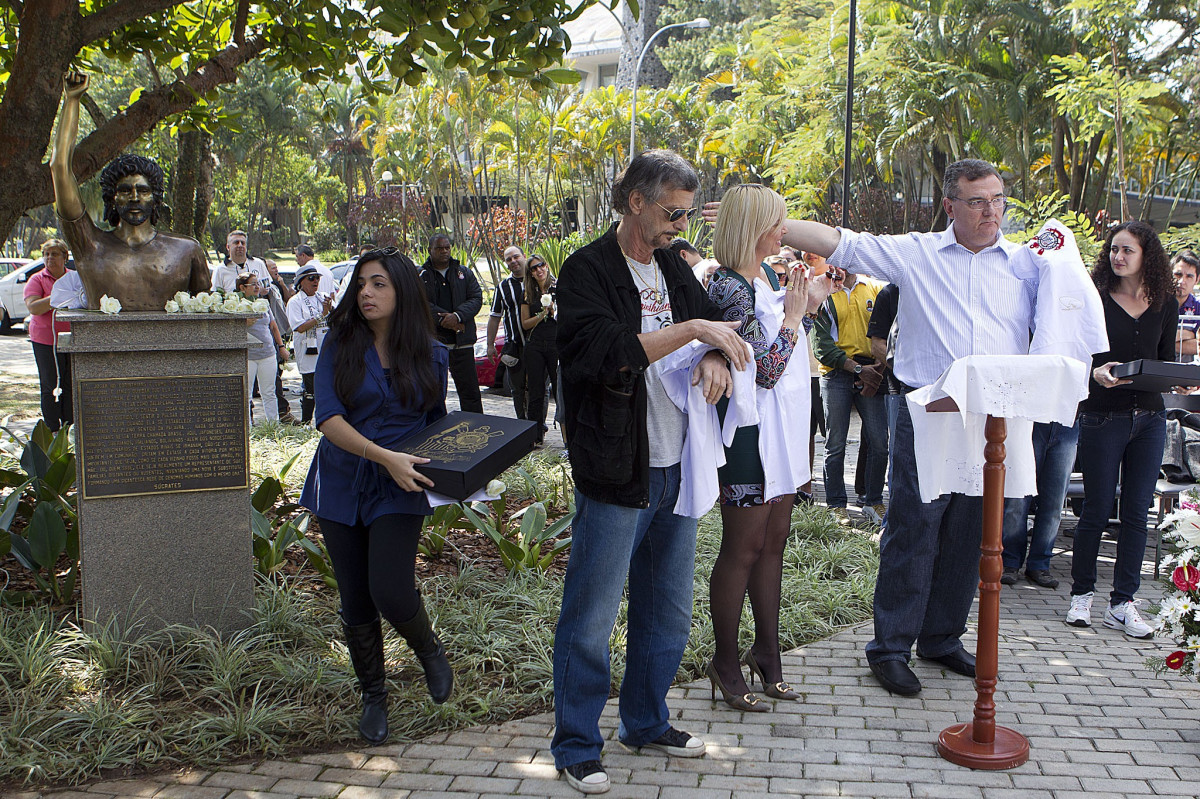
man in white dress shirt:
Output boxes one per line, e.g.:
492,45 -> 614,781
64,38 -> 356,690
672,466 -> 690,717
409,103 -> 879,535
774,159 -> 1031,696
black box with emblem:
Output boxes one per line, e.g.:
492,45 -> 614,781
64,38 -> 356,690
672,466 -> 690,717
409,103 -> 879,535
396,411 -> 538,500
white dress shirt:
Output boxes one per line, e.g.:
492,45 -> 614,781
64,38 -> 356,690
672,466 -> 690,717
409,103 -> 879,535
211,257 -> 269,291
828,223 -> 1035,389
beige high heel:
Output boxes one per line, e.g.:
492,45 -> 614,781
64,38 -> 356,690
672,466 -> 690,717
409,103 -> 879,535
742,649 -> 800,701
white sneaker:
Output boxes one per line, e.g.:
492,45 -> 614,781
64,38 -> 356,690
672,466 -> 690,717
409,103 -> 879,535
1066,592 -> 1093,627
1103,600 -> 1154,639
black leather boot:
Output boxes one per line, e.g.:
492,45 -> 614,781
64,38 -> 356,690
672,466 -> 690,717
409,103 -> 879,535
394,602 -> 453,704
341,612 -> 389,744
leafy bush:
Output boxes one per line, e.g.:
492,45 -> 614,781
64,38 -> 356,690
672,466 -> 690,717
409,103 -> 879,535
0,423 -> 78,606
250,451 -> 336,588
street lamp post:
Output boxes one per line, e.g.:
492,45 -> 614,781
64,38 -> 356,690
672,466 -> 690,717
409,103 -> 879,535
629,17 -> 710,158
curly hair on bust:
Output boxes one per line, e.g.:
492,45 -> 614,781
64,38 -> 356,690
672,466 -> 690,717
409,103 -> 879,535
1091,220 -> 1173,310
99,154 -> 165,227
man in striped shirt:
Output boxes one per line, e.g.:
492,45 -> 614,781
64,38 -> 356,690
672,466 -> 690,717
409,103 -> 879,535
487,245 -> 528,419
777,159 -> 1030,697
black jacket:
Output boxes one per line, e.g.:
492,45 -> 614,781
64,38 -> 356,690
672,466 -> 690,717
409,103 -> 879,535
556,224 -> 722,508
419,257 -> 483,347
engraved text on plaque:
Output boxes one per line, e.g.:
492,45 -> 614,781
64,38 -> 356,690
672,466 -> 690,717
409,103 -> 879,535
78,375 -> 248,498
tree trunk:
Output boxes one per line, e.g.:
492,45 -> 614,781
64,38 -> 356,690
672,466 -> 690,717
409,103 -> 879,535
617,0 -> 670,90
1052,115 -> 1070,197
194,131 -> 214,243
171,129 -> 199,238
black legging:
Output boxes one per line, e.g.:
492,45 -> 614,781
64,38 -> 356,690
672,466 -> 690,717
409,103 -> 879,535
525,332 -> 558,440
301,372 -> 315,424
318,513 -> 423,627
31,341 -> 72,432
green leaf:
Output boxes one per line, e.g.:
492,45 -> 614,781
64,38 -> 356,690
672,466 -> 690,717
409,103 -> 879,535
27,502 -> 67,569
0,480 -> 29,532
277,451 -> 304,482
20,439 -> 51,481
8,533 -> 36,571
518,501 -> 547,545
251,508 -> 274,542
542,68 -> 582,85
252,477 -> 282,513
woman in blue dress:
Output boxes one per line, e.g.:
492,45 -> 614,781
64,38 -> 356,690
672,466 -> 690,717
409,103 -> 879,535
300,248 -> 453,744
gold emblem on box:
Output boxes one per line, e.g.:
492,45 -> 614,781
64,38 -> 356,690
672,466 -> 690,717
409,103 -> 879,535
409,421 -> 507,462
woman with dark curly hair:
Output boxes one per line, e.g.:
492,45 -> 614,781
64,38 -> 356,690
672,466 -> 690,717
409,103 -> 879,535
1066,221 -> 1177,638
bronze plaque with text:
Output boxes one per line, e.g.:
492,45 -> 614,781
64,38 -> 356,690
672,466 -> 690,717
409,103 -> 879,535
78,375 -> 249,499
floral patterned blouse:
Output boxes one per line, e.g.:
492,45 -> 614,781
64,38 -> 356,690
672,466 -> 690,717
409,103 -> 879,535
706,266 -> 798,389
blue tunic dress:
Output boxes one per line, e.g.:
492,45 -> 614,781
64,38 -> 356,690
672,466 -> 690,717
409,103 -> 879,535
300,334 -> 449,524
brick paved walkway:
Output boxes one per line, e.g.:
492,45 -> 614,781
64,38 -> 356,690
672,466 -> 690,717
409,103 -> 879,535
15,528 -> 1200,799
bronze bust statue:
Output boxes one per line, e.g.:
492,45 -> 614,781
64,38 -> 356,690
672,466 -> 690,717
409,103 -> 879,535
50,73 -> 210,311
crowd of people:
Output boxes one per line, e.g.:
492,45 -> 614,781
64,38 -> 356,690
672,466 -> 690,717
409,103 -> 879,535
15,141 -> 1195,796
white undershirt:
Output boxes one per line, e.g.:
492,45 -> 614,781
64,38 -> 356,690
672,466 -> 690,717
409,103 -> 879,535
626,254 -> 684,468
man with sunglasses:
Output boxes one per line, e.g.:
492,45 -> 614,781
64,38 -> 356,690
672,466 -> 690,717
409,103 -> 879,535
551,149 -> 748,795
763,159 -> 1039,698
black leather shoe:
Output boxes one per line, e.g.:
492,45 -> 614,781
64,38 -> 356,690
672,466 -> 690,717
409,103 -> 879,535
1025,569 -> 1059,589
869,660 -> 921,696
1000,568 -> 1018,586
919,648 -> 976,678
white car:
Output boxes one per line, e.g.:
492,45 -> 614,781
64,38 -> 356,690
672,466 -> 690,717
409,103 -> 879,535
0,259 -> 74,333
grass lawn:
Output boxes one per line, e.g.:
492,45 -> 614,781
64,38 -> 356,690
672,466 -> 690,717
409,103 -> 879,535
0,397 -> 878,789
0,374 -> 42,424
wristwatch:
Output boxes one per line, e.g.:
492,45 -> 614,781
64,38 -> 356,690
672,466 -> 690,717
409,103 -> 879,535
853,363 -> 863,375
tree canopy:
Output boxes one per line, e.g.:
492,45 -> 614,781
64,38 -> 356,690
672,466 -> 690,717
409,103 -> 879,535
0,0 -> 604,243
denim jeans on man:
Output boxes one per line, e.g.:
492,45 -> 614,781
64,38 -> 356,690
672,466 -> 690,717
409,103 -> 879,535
551,464 -> 696,770
821,370 -> 889,507
1002,420 -> 1080,572
866,398 -> 982,664
1070,409 -> 1166,605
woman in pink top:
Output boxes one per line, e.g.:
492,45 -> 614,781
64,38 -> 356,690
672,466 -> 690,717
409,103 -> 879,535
23,238 -> 73,431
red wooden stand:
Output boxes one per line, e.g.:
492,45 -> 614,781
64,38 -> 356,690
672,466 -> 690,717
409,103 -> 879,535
927,405 -> 1030,769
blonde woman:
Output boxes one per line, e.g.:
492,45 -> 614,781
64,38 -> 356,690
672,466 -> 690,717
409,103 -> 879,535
703,184 -> 830,710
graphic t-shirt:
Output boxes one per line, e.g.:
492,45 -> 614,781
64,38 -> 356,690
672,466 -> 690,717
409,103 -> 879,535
626,254 -> 684,468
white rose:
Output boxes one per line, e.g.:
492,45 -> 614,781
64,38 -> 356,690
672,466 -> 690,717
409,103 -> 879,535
173,291 -> 190,305
99,295 -> 122,315
195,291 -> 214,309
236,298 -> 255,313
181,297 -> 202,313
485,479 -> 506,496
221,296 -> 242,314
540,294 -> 553,309
165,300 -> 181,313
251,299 -> 269,314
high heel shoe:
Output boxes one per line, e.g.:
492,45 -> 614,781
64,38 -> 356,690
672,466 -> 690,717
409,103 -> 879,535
742,649 -> 800,701
704,660 -> 768,712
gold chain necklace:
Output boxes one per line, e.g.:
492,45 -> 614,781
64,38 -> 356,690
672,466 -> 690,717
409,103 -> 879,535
625,254 -> 663,302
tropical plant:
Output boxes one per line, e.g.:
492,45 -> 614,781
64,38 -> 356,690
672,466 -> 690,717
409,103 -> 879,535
0,423 -> 78,606
419,502 -> 473,559
250,452 -> 335,587
460,486 -> 574,573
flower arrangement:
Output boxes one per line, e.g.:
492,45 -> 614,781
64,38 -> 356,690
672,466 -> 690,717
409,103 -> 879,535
1150,489 -> 1200,677
165,289 -> 268,315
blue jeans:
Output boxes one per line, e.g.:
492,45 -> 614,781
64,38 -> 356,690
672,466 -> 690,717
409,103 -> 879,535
866,398 -> 982,664
1070,409 -> 1166,605
1001,421 -> 1080,572
821,370 -> 888,507
551,465 -> 697,769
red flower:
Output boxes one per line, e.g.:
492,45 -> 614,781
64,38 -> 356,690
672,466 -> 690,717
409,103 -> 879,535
1172,565 -> 1200,592
1166,651 -> 1188,670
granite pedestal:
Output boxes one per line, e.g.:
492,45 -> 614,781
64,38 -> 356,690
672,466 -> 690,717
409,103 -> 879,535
60,311 -> 254,633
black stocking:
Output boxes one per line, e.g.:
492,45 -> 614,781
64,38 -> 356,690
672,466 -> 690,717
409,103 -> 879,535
746,498 -> 796,683
709,502 -> 774,692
